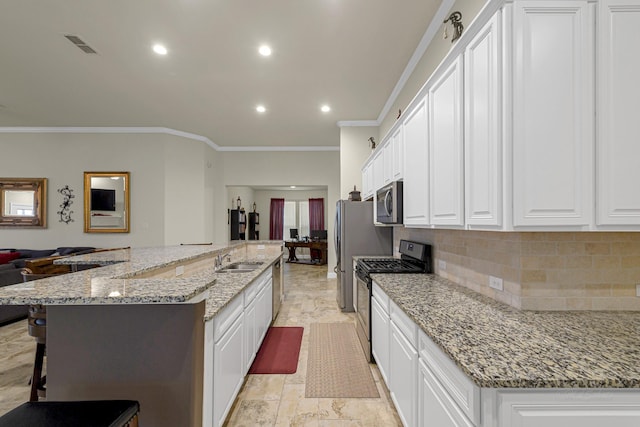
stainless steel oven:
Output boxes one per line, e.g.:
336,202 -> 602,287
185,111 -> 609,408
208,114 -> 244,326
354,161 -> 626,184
354,267 -> 371,361
376,181 -> 403,224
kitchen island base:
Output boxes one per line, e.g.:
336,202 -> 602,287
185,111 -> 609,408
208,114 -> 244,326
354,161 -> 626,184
46,302 -> 205,427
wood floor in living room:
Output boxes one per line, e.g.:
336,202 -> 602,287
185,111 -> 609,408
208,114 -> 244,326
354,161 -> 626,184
0,263 -> 401,426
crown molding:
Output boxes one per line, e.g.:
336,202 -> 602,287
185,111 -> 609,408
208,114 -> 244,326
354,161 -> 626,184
336,120 -> 379,128
0,126 -> 338,152
376,0 -> 455,124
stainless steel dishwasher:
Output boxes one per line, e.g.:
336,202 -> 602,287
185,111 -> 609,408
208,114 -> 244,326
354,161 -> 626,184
272,257 -> 282,321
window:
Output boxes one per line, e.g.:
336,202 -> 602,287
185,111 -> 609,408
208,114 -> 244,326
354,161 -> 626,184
283,200 -> 309,240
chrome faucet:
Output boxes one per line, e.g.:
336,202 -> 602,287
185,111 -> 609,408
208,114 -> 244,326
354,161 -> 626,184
215,252 -> 231,270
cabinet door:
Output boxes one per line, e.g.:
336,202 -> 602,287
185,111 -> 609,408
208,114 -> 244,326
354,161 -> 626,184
362,162 -> 373,200
256,279 -> 273,345
465,12 -> 502,227
371,295 -> 390,385
403,98 -> 430,226
373,149 -> 384,192
384,141 -> 393,185
428,56 -> 464,227
390,321 -> 418,427
418,359 -> 474,427
392,127 -> 404,180
213,313 -> 244,427
597,1 -> 640,225
243,299 -> 257,374
512,1 -> 594,227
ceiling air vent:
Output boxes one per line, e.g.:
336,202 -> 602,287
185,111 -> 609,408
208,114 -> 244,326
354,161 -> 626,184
64,34 -> 97,54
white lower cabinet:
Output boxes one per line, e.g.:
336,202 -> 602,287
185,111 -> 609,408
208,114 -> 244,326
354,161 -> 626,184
203,267 -> 276,427
243,297 -> 257,373
389,321 -> 418,427
374,284 -> 640,427
371,291 -> 390,384
256,278 -> 273,344
419,359 -> 474,427
213,302 -> 244,427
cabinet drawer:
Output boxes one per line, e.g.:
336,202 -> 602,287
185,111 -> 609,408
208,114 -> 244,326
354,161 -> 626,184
419,329 -> 480,425
372,281 -> 389,313
213,295 -> 244,342
244,279 -> 260,307
390,299 -> 417,348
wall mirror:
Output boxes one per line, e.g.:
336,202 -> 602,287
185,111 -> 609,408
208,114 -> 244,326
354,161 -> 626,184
0,178 -> 47,228
84,172 -> 130,233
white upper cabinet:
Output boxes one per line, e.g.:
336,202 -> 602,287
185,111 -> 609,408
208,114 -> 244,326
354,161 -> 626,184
392,127 -> 404,181
511,1 -> 594,227
372,148 -> 384,192
383,140 -> 393,185
597,0 -> 640,226
403,97 -> 430,226
429,56 -> 464,227
361,161 -> 374,200
465,12 -> 503,228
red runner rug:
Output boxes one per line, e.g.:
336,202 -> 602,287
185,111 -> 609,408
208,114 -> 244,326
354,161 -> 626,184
249,326 -> 304,374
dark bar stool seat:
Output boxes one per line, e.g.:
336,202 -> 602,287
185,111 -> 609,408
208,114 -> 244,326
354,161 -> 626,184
0,400 -> 140,427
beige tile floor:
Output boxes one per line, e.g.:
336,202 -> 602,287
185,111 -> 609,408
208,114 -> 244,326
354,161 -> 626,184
224,263 -> 401,426
0,263 -> 401,426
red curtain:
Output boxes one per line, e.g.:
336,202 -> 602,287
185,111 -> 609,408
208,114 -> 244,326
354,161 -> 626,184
309,198 -> 324,231
269,198 -> 285,240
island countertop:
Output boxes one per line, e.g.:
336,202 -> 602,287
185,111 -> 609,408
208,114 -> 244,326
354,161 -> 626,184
0,243 -> 281,308
371,273 -> 640,389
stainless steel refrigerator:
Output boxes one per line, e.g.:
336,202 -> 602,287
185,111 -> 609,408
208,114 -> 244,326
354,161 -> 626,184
334,200 -> 393,312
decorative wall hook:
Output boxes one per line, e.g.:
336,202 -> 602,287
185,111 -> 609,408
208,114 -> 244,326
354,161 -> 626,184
443,11 -> 464,43
57,185 -> 75,224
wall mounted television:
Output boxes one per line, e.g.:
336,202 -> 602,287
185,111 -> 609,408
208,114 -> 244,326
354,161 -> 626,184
91,188 -> 116,211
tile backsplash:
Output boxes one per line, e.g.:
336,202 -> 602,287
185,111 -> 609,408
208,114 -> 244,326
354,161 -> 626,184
394,228 -> 640,311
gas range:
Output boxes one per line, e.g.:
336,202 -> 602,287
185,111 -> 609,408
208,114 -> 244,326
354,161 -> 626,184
357,258 -> 426,275
356,240 -> 432,280
354,240 -> 432,363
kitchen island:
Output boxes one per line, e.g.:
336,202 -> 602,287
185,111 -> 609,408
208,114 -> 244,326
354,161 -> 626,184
371,273 -> 640,426
0,242 -> 284,427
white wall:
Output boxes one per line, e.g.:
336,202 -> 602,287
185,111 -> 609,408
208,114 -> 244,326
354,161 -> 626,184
0,132 -> 218,249
339,126 -> 379,199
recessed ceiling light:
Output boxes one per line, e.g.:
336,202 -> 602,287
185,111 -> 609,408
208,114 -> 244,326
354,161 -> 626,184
258,45 -> 272,56
256,105 -> 266,113
153,44 -> 168,55
290,186 -> 296,189
321,105 -> 331,113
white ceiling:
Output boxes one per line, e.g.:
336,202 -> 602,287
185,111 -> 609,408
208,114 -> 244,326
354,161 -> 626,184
0,1 -> 443,148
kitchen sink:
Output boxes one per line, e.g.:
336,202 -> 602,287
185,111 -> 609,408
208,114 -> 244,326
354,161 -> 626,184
217,262 -> 264,273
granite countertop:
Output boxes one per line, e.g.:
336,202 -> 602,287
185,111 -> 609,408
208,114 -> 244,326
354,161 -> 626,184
371,273 -> 640,389
0,244 -> 281,312
203,259 -> 276,321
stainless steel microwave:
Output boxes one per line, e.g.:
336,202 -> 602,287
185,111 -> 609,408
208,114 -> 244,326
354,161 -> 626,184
376,181 -> 403,224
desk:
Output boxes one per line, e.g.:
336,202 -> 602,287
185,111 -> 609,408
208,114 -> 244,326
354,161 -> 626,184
285,240 -> 328,265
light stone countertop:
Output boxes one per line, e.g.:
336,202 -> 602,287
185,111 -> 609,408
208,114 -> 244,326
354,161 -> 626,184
0,244 -> 281,318
371,273 -> 640,389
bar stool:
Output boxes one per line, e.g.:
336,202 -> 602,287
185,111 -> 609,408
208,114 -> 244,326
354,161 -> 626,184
0,400 -> 139,427
21,269 -> 57,402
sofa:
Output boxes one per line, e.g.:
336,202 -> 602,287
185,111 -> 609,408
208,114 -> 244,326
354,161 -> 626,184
0,247 -> 96,325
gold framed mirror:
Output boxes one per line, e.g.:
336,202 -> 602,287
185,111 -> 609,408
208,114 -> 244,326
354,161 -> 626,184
84,172 -> 130,233
0,178 -> 47,228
